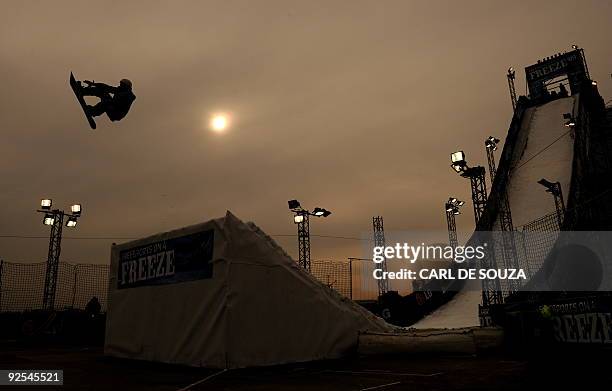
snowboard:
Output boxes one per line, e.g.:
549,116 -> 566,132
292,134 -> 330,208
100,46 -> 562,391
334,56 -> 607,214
70,72 -> 96,130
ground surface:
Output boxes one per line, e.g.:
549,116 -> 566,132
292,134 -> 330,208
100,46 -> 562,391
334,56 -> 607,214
1,342 -> 611,390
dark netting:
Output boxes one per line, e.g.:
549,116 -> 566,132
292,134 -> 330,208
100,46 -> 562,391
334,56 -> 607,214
72,264 -> 109,312
0,261 -> 109,313
519,212 -> 560,277
54,263 -> 77,310
0,261 -> 46,311
311,259 -> 352,299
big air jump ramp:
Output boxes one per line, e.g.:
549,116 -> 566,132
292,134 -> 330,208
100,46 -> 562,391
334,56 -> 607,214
357,92 -> 587,356
412,95 -> 578,330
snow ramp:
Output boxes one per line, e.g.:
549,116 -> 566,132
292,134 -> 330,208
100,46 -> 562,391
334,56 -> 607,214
412,95 -> 579,329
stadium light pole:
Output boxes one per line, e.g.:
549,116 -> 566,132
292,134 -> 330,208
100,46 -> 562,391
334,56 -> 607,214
507,67 -> 517,112
288,200 -> 331,272
37,199 -> 83,309
538,179 -> 566,228
485,136 -> 500,184
450,151 -> 502,305
372,216 -> 389,296
445,198 -> 465,249
450,151 -> 488,226
485,136 -> 520,291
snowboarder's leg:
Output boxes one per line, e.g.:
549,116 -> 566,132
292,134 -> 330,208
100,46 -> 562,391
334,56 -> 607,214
87,102 -> 107,118
87,99 -> 112,118
84,91 -> 113,117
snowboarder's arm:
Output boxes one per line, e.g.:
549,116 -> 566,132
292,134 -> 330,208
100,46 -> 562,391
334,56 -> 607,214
84,80 -> 118,93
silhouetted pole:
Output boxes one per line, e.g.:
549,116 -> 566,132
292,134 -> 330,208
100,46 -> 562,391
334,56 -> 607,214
44,211 -> 64,309
37,199 -> 82,310
507,67 -> 517,112
446,208 -> 458,249
372,216 -> 389,296
297,211 -> 311,271
463,166 -> 488,226
288,200 -> 331,272
485,136 -> 500,184
538,179 -> 566,228
450,151 -> 502,305
485,136 -> 519,292
445,198 -> 464,248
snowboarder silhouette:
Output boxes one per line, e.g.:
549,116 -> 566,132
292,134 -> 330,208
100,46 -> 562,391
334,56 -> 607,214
70,73 -> 136,129
82,79 -> 136,120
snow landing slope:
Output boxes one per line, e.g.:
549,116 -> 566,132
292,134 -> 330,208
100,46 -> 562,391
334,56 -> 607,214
413,96 -> 578,329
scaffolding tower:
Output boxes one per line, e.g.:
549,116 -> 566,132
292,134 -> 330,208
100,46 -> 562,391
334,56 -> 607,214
372,216 -> 389,296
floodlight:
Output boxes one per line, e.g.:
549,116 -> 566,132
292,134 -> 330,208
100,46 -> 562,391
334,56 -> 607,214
71,204 -> 82,216
288,200 -> 301,210
564,119 -> 576,127
41,199 -> 52,210
43,214 -> 55,226
572,44 -> 578,49
312,207 -> 325,216
537,178 -> 560,195
450,151 -> 468,173
294,214 -> 304,224
447,198 -> 465,210
451,164 -> 464,173
538,178 -> 554,188
453,210 -> 460,215
592,81 -> 597,86
507,67 -> 515,79
451,151 -> 465,164
485,136 -> 500,151
66,217 -> 78,228
321,209 -> 331,217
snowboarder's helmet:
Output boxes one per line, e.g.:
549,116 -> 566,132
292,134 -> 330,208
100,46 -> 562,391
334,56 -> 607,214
120,79 -> 132,88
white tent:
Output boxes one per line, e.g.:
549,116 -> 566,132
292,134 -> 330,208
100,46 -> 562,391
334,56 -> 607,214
105,211 -> 392,368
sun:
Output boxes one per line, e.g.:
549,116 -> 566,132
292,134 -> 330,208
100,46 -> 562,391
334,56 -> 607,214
210,114 -> 229,133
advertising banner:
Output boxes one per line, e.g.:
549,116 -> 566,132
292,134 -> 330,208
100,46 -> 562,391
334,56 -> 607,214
117,229 -> 214,289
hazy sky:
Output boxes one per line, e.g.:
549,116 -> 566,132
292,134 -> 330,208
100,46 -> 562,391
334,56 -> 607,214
1,1 -> 611,264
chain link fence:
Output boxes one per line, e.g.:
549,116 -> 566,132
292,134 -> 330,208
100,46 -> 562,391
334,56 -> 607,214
518,211 -> 560,279
311,258 -> 400,301
0,261 -> 109,313
311,259 -> 352,299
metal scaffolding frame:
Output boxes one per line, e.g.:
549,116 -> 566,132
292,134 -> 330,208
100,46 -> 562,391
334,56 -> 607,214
507,67 -> 517,112
445,208 -> 458,249
463,166 -> 488,225
297,211 -> 311,272
486,138 -> 519,292
461,166 -> 503,305
43,210 -> 64,309
372,216 -> 389,295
